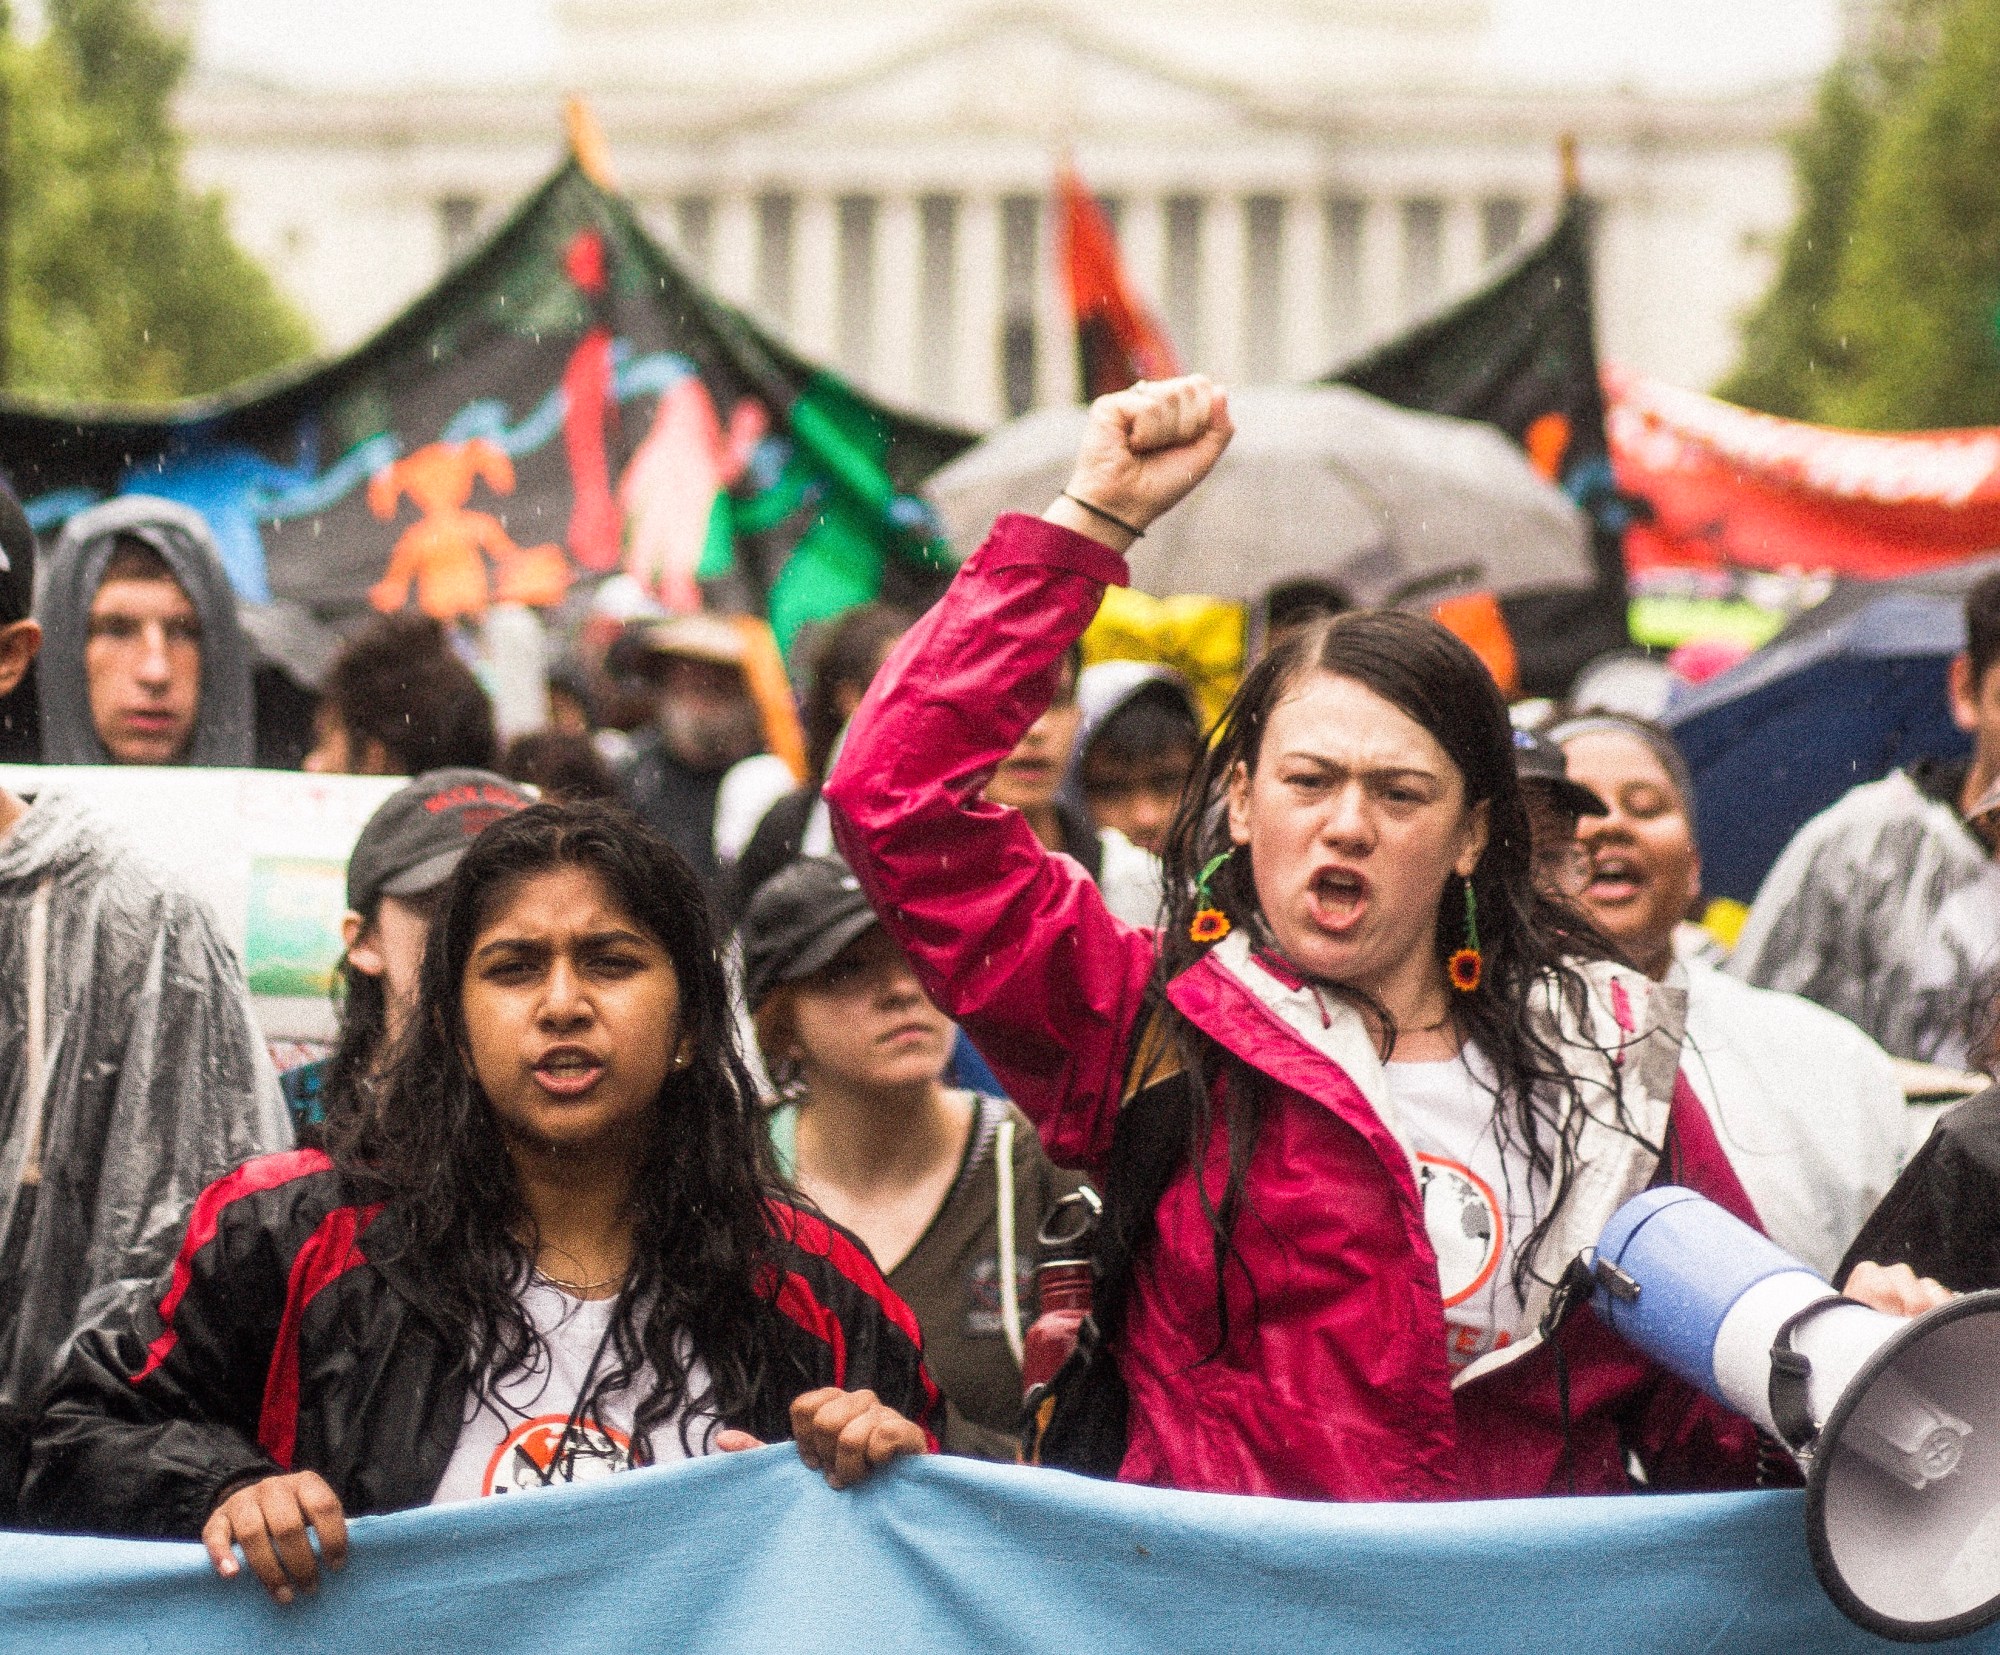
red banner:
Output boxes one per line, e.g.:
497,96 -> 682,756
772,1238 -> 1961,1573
1606,365 -> 2000,578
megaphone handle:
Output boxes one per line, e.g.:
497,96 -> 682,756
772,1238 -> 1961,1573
1768,1296 -> 1846,1456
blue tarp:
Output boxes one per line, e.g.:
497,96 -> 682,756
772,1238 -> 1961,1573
2,1447 -> 1994,1653
1667,561 -> 2000,904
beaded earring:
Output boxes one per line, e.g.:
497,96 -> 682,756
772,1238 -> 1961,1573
1190,850 -> 1235,944
1447,879 -> 1482,993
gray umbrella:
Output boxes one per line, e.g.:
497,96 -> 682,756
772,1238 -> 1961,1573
921,383 -> 1592,605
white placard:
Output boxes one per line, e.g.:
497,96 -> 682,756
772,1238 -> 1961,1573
0,765 -> 408,1040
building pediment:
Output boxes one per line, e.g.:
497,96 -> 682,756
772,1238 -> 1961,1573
702,7 -> 1293,143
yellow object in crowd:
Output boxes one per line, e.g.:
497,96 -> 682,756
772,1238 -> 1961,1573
1082,587 -> 1245,730
1700,897 -> 1750,952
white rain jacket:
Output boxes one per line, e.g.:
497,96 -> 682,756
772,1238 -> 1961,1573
1730,768 -> 2000,1067
1675,958 -> 1907,1279
0,790 -> 290,1463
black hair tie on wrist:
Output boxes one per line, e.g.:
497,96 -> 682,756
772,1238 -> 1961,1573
1061,492 -> 1145,540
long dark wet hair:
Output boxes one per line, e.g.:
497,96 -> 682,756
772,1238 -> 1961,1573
329,801 -> 789,1457
320,917 -> 393,1133
1147,610 -> 1633,1342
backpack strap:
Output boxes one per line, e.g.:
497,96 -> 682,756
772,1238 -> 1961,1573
1026,998 -> 1200,1476
995,1110 -> 1024,1368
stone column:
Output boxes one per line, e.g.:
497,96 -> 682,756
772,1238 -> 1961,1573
1034,192 -> 1071,409
711,191 -> 756,311
874,192 -> 921,405
793,192 -> 839,360
1443,197 -> 1482,308
1121,191 -> 1167,338
1359,196 -> 1402,344
1199,192 -> 1246,381
1281,192 -> 1328,379
957,192 -> 1003,426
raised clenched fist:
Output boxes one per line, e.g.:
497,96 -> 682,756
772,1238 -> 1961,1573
1047,375 -> 1234,549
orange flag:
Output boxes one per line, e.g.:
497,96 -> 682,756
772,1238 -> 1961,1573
1057,162 -> 1181,399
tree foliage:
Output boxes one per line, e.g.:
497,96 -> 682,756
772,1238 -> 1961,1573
1819,0 -> 2000,429
1715,64 -> 1878,419
1,0 -> 314,403
1724,0 -> 2000,430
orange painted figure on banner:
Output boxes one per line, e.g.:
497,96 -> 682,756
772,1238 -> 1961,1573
367,439 -> 571,619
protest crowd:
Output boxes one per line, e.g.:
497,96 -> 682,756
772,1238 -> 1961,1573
0,364 -> 1997,1607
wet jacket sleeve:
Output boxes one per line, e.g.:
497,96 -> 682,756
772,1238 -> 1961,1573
73,890 -> 292,1344
1838,1087 -> 2000,1293
23,1168 -> 289,1538
824,514 -> 1160,1172
763,1202 -> 942,1449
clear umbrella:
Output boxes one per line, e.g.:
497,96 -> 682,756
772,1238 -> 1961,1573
923,383 -> 1592,605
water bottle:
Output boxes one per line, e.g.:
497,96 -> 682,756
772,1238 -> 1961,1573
1020,1186 -> 1102,1399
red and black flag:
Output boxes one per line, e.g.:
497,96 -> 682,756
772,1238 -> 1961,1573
1057,162 -> 1180,400
1328,196 -> 1630,696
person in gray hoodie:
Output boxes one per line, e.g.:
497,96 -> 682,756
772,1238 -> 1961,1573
0,486 -> 289,1518
33,495 -> 255,767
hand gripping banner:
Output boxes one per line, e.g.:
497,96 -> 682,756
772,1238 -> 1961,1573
3,1448 -> 1995,1654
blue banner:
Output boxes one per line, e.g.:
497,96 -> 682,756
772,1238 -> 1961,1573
2,1448 -> 1995,1653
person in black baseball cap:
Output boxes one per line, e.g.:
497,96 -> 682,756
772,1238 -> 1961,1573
0,484 -> 39,762
739,856 -> 1080,1459
280,768 -> 533,1138
1512,724 -> 1608,902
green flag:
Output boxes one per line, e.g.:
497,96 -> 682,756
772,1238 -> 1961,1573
0,158 -> 974,656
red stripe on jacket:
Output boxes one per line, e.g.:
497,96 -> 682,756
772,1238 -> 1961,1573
132,1149 -> 334,1385
769,1268 -> 849,1386
257,1202 -> 383,1469
768,1201 -> 926,1351
765,1202 -> 942,1440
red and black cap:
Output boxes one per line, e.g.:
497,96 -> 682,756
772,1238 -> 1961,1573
346,768 -> 534,915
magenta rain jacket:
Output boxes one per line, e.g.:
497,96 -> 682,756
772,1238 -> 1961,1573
826,514 -> 1763,1502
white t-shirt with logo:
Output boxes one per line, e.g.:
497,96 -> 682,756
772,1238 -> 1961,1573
1386,1050 -> 1548,1372
430,1279 -> 716,1504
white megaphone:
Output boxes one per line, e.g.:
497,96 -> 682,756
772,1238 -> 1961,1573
1590,1186 -> 2000,1642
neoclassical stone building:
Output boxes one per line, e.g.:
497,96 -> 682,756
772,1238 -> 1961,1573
180,0 -> 1812,427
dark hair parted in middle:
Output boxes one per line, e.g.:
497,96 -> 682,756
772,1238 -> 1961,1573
328,801 -> 791,1457
1147,608 -> 1627,1344
321,614 -> 498,775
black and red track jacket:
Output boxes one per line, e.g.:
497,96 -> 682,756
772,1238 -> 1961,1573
20,1149 -> 941,1537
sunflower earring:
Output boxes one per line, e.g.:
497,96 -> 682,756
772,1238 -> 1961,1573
1448,879 -> 1482,993
1190,850 -> 1235,944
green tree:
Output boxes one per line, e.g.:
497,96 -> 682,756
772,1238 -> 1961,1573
1819,0 -> 2000,429
1720,0 -> 1949,422
1717,64 -> 1879,418
1,0 -> 313,403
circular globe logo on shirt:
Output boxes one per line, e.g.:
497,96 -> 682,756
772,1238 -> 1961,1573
482,1414 -> 634,1496
1415,1153 -> 1503,1308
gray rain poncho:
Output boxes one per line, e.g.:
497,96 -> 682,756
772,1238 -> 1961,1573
1729,768 -> 2000,1067
0,788 -> 290,1464
32,495 -> 255,766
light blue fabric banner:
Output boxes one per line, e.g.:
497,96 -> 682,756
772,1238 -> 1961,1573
2,1449 -> 1995,1654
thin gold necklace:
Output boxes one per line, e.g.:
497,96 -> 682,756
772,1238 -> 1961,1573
532,1244 -> 627,1298
532,1264 -> 623,1297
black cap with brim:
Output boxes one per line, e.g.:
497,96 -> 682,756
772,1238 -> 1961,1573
1513,727 -> 1608,818
346,768 -> 535,914
739,856 -> 883,1011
